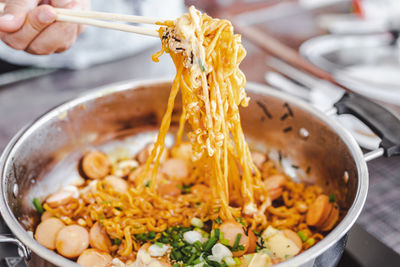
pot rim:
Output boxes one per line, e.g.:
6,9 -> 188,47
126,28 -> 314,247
0,79 -> 368,267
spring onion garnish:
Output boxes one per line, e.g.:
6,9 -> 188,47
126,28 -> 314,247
214,229 -> 220,239
177,184 -> 192,193
155,241 -> 164,248
297,231 -> 307,242
234,257 -> 242,265
114,238 -> 122,246
32,197 -> 44,214
191,217 -> 204,228
236,217 -> 245,226
203,236 -> 218,251
306,237 -> 315,246
214,217 -> 222,224
198,59 -> 206,72
224,256 -> 236,266
135,231 -> 156,241
232,233 -> 242,251
329,193 -> 336,203
145,181 -> 150,187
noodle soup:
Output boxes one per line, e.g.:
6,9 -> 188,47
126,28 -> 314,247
30,6 -> 340,267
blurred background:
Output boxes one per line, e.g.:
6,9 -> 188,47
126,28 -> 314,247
0,0 -> 399,266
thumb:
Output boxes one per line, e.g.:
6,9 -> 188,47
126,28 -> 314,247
0,0 -> 39,32
50,0 -> 73,8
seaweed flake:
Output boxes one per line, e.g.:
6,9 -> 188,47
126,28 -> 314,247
283,126 -> 292,133
306,166 -> 311,174
162,31 -> 170,40
284,102 -> 294,117
280,113 -> 289,121
256,101 -> 272,119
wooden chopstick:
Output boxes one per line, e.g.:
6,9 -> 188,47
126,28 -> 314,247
231,18 -> 350,92
56,14 -> 159,37
0,3 -> 161,37
56,8 -> 162,25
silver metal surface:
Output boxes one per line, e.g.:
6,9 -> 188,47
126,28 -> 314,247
0,79 -> 369,267
325,107 -> 338,116
0,234 -> 31,260
266,57 -> 320,89
364,148 -> 385,162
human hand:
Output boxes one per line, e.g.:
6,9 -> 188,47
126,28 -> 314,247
0,0 -> 90,55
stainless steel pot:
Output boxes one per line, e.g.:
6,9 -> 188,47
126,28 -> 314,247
0,79 -> 399,267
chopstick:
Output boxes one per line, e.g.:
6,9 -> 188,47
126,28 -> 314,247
56,8 -> 162,25
231,19 -> 351,93
56,15 -> 160,37
0,3 -> 161,37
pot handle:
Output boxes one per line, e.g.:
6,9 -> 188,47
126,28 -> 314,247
334,93 -> 400,158
0,234 -> 31,260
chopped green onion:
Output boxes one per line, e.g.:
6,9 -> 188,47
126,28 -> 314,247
214,217 -> 222,224
220,237 -> 230,246
234,257 -> 242,265
155,242 -> 164,248
235,217 -> 245,226
203,236 -> 218,251
145,181 -> 150,187
32,198 -> 44,214
135,231 -> 156,241
191,217 -> 204,228
329,193 -> 336,203
193,240 -> 202,251
214,229 -> 220,239
198,59 -> 206,72
187,253 -> 197,265
284,254 -> 292,259
99,214 -> 104,220
306,237 -> 315,246
114,238 -> 122,246
297,231 -> 307,242
232,233 -> 242,251
193,258 -> 202,265
223,256 -> 236,266
243,254 -> 254,264
171,250 -> 183,261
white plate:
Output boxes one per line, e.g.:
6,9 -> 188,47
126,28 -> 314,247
300,33 -> 400,105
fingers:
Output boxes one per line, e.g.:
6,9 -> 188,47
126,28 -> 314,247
26,21 -> 78,54
50,0 -> 73,7
1,0 -> 88,55
2,5 -> 56,50
26,1 -> 80,55
0,0 -> 40,32
50,0 -> 87,34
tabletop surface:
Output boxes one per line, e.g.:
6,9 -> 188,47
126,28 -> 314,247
0,1 -> 399,266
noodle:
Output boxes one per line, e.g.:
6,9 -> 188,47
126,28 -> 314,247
148,6 -> 267,222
